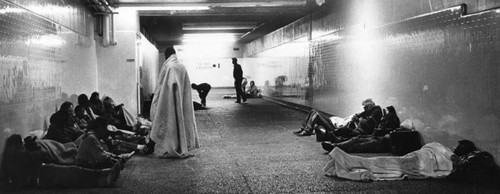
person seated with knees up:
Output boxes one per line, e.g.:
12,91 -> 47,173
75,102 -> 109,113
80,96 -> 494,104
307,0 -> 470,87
76,117 -> 131,169
44,101 -> 85,144
245,81 -> 262,98
321,106 -> 400,153
89,91 -> 104,116
75,105 -> 92,130
191,83 -> 211,107
75,94 -> 97,120
101,96 -> 134,131
295,98 -> 382,141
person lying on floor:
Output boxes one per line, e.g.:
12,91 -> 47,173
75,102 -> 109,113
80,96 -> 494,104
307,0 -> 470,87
76,117 -> 132,169
294,98 -> 382,140
1,134 -> 42,186
24,135 -> 78,165
323,139 -> 500,185
321,106 -> 401,153
44,101 -> 85,144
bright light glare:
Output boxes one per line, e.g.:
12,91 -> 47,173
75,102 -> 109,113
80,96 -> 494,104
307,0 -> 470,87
25,35 -> 66,47
0,7 -> 24,14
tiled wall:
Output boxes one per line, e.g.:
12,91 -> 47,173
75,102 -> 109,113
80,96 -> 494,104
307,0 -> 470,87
0,0 -> 97,164
244,0 -> 500,158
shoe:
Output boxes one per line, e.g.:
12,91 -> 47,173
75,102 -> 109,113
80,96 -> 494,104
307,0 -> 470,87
243,98 -> 247,103
142,140 -> 155,155
297,130 -> 313,136
235,101 -> 241,103
322,142 -> 336,152
293,129 -> 304,134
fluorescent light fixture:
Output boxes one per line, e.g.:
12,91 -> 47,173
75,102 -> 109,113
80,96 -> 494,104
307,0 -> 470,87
182,33 -> 241,43
121,5 -> 210,11
182,22 -> 257,31
210,1 -> 305,8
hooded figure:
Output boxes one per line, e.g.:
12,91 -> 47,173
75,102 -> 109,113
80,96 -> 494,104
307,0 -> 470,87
149,47 -> 199,158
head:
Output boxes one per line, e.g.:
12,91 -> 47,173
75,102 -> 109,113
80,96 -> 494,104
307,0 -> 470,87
90,92 -> 100,102
59,101 -> 75,117
164,46 -> 176,59
5,134 -> 24,150
191,83 -> 198,89
74,105 -> 87,119
232,58 -> 237,65
78,94 -> 89,106
88,117 -> 109,139
386,105 -> 396,114
250,81 -> 255,86
453,139 -> 477,156
361,98 -> 376,111
102,97 -> 115,112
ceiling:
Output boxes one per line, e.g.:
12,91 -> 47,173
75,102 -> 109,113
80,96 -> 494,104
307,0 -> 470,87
103,0 -> 324,50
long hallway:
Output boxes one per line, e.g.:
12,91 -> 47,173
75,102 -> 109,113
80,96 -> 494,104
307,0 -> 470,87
14,89 -> 496,193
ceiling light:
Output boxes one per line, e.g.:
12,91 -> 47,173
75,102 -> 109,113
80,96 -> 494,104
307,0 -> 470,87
182,22 -> 257,31
120,5 -> 210,11
182,33 -> 241,43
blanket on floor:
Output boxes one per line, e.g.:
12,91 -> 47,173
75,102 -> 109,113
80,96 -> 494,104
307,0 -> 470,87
323,142 -> 453,181
37,140 -> 77,165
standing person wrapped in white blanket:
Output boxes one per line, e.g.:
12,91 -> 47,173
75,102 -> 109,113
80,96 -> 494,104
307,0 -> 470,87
149,46 -> 199,158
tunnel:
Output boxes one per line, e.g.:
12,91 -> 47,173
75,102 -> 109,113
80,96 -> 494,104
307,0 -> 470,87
0,0 -> 499,193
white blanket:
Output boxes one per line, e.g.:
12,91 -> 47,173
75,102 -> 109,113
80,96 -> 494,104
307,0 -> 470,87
150,55 -> 199,158
329,114 -> 355,128
323,142 -> 453,181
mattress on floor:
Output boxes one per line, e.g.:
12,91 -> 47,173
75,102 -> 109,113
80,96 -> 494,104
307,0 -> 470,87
37,163 -> 121,188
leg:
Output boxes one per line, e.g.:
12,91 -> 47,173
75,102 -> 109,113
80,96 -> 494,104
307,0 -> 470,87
200,91 -> 208,106
235,80 -> 242,102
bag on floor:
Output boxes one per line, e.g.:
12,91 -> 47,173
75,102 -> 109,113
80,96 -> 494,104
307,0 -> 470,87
389,130 -> 422,156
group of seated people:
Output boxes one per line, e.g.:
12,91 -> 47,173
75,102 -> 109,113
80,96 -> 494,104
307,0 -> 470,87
294,98 -> 396,153
2,92 -> 154,187
242,79 -> 262,98
295,98 -> 500,185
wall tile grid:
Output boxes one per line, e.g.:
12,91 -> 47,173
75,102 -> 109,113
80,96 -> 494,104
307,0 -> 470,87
0,0 -> 96,163
246,1 -> 500,158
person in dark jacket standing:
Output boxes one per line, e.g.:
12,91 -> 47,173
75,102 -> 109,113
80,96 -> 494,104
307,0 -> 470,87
232,58 -> 246,103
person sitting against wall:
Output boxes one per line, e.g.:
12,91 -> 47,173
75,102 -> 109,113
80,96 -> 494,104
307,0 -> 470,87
294,98 -> 382,142
101,96 -> 134,131
101,96 -> 151,154
44,101 -> 85,144
75,105 -> 92,130
245,81 -> 262,98
320,106 -> 401,153
75,94 -> 97,120
89,91 -> 104,116
76,117 -> 131,169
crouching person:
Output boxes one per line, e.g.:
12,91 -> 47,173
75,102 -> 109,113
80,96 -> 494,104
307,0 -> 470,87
76,117 -> 127,169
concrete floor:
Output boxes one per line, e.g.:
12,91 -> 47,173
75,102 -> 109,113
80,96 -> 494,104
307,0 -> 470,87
4,88 -> 500,193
